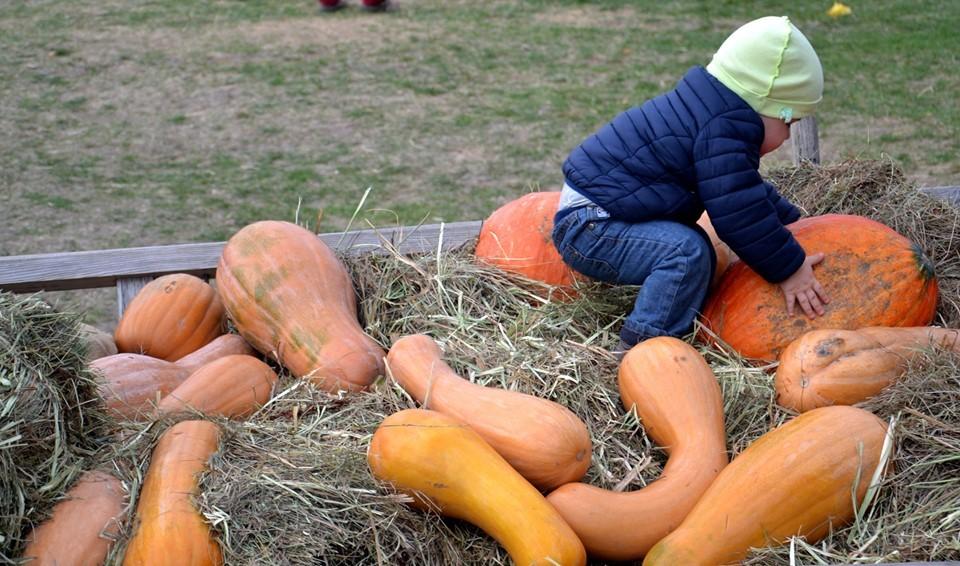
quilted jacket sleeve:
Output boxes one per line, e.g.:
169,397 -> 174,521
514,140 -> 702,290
764,181 -> 802,225
693,109 -> 805,283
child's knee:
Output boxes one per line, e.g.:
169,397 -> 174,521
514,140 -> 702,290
677,232 -> 714,281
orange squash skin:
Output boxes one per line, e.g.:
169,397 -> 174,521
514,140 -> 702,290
386,334 -> 591,491
701,214 -> 938,362
158,355 -> 278,419
368,409 -> 586,566
91,335 -> 253,419
175,334 -> 254,374
696,211 -> 735,288
21,470 -> 126,565
216,221 -> 385,393
475,191 -> 582,297
643,405 -> 888,566
546,337 -> 727,561
115,274 -> 226,361
123,420 -> 222,566
776,326 -> 960,412
92,354 -> 189,419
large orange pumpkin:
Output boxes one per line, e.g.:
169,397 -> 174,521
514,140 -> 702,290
115,273 -> 226,361
216,221 -> 385,393
701,214 -> 938,361
475,192 -> 581,296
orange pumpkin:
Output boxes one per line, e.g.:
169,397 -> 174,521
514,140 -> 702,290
696,211 -> 736,287
643,405 -> 889,566
546,337 -> 727,560
701,214 -> 938,361
475,191 -> 581,297
91,334 -> 254,419
386,334 -> 590,491
115,274 -> 226,361
368,408 -> 586,566
158,355 -> 278,419
21,470 -> 126,565
776,326 -> 960,412
123,420 -> 222,566
216,221 -> 385,393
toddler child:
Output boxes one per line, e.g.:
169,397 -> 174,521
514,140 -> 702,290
552,16 -> 831,351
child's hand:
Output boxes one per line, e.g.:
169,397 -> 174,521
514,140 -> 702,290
778,253 -> 830,319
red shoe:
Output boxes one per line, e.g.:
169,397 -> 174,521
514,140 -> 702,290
319,0 -> 344,11
360,0 -> 389,11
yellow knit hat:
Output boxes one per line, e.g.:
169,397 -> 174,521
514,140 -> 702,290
706,16 -> 823,121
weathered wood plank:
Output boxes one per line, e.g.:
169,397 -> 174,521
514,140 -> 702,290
920,185 -> 960,205
791,116 -> 821,165
0,221 -> 482,294
116,276 -> 155,319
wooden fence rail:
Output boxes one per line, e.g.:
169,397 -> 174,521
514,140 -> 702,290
0,221 -> 482,317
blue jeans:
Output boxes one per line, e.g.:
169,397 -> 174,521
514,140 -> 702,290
552,206 -> 714,346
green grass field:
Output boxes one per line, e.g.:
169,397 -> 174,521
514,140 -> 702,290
1,0 -> 958,322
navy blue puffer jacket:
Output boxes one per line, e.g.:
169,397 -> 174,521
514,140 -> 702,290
562,66 -> 805,283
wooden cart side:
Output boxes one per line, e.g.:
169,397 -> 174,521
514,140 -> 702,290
0,220 -> 482,317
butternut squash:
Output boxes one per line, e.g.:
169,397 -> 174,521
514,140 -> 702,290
368,409 -> 586,566
216,220 -> 385,393
643,405 -> 889,566
158,355 -> 278,419
91,334 -> 253,419
123,420 -> 222,566
776,326 -> 960,412
175,334 -> 254,374
546,337 -> 727,560
21,470 -> 126,565
385,334 -> 591,491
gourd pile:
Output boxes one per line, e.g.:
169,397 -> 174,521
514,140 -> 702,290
4,159 -> 960,565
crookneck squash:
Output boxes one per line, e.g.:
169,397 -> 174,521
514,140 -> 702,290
546,337 -> 727,561
368,409 -> 586,566
776,326 -> 960,412
701,214 -> 938,362
216,221 -> 385,393
643,405 -> 889,566
386,334 -> 591,491
115,273 -> 226,361
123,420 -> 222,566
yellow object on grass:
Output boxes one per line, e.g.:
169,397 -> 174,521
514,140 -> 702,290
827,1 -> 853,18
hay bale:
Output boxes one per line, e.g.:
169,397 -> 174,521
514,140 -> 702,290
0,292 -> 106,560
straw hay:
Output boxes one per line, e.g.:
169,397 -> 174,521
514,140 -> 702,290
0,292 -> 106,561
